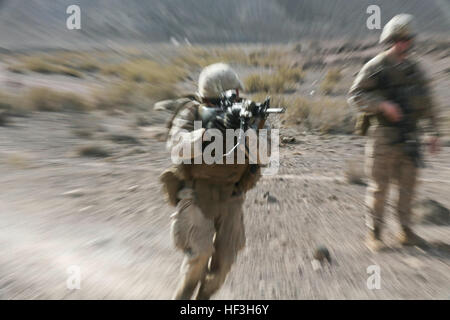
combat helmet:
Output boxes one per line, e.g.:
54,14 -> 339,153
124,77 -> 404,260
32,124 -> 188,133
197,63 -> 244,99
379,14 -> 416,44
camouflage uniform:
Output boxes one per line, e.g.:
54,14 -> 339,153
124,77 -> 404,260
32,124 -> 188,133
348,41 -> 439,245
162,63 -> 261,299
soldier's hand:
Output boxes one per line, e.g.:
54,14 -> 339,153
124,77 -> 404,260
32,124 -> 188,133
379,101 -> 402,123
223,106 -> 242,130
428,136 -> 440,155
206,114 -> 227,132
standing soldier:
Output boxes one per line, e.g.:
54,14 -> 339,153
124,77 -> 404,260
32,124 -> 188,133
160,63 -> 264,299
348,14 -> 440,252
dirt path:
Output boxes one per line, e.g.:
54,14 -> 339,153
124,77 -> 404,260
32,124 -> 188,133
0,112 -> 449,299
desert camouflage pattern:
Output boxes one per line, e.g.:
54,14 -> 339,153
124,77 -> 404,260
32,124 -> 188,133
166,100 -> 261,299
379,13 -> 415,44
348,50 -> 439,233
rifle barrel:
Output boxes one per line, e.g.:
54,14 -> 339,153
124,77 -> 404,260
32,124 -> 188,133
266,107 -> 285,113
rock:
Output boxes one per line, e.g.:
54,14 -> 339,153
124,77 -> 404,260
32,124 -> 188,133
313,246 -> 332,263
127,185 -> 139,192
414,199 -> 449,226
63,189 -> 85,197
76,145 -> 111,158
311,259 -> 322,271
108,134 -> 141,145
263,191 -> 278,203
0,111 -> 9,126
141,127 -> 167,141
281,136 -> 296,144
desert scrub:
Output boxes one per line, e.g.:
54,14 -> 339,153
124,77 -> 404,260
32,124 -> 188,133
277,66 -> 305,83
93,79 -> 177,110
282,96 -> 354,134
320,68 -> 342,94
23,87 -> 90,112
0,91 -> 16,111
247,49 -> 290,68
8,56 -> 82,77
244,73 -> 295,94
92,81 -> 139,110
96,59 -> 182,105
112,59 -> 186,84
244,74 -> 271,93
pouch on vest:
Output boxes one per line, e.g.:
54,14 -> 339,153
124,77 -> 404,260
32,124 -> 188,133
159,166 -> 184,207
354,112 -> 371,136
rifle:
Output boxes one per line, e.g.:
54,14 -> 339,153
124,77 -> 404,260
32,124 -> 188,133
218,92 -> 285,156
378,68 -> 424,168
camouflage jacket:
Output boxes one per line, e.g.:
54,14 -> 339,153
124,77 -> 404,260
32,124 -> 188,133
348,51 -> 440,140
165,100 -> 263,194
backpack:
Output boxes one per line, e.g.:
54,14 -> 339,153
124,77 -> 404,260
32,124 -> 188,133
165,95 -> 200,136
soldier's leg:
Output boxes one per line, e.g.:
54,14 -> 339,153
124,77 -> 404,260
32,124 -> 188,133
365,152 -> 392,237
394,154 -> 426,246
171,198 -> 215,300
395,155 -> 417,230
196,197 -> 246,300
173,254 -> 210,300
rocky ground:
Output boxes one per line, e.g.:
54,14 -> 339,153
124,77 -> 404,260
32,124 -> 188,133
0,108 -> 448,299
0,40 -> 449,299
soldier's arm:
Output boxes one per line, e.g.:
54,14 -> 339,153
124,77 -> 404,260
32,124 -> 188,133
414,64 -> 440,137
167,102 -> 205,160
348,62 -> 385,115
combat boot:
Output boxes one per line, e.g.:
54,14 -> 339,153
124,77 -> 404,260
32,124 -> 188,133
365,227 -> 384,252
397,227 -> 428,247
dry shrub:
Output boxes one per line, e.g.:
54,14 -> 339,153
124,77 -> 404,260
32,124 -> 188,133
244,73 -> 294,94
92,82 -> 138,110
248,49 -> 289,68
0,90 -> 30,116
320,68 -> 342,94
245,74 -> 271,93
9,56 -> 82,77
95,59 -> 181,108
116,59 -> 186,84
277,66 -> 305,83
0,91 -> 15,111
143,84 -> 177,101
282,96 -> 354,134
23,87 -> 90,112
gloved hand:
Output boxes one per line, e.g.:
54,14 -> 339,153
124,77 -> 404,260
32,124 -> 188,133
223,105 -> 242,130
206,107 -> 241,132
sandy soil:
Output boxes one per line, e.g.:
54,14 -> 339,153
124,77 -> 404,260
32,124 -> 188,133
0,109 -> 448,299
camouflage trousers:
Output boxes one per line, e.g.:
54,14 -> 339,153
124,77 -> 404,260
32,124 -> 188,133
170,181 -> 246,300
364,143 -> 418,232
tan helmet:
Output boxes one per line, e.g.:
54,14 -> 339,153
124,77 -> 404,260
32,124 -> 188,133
197,63 -> 244,99
379,14 -> 416,44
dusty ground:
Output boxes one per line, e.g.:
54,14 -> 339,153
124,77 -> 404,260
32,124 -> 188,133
0,109 -> 448,300
0,42 -> 449,300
